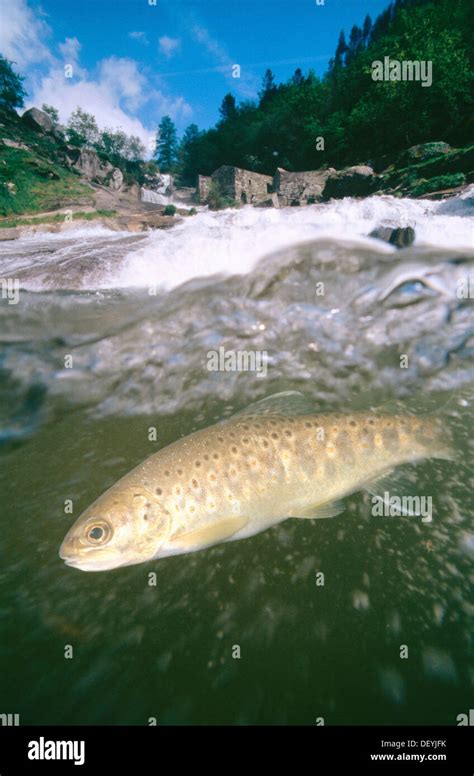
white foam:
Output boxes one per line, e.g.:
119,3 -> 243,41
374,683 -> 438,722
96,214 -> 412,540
112,194 -> 474,291
12,224 -> 127,243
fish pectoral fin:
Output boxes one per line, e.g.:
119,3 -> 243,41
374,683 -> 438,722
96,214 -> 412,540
292,500 -> 345,519
170,517 -> 248,550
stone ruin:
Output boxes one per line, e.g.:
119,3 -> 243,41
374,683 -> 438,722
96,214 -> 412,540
196,165 -> 338,206
273,167 -> 336,206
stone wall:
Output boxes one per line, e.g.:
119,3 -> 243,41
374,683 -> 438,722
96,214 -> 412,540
211,166 -> 272,204
197,174 -> 212,203
273,167 -> 335,206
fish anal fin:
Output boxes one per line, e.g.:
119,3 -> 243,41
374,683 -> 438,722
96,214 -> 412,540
364,466 -> 425,517
292,500 -> 345,519
170,517 -> 248,551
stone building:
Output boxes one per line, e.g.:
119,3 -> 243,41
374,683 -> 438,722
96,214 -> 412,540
211,165 -> 273,204
273,167 -> 335,206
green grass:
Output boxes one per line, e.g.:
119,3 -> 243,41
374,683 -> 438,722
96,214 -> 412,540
0,146 -> 95,216
410,173 -> 466,197
0,106 -> 97,216
382,144 -> 474,195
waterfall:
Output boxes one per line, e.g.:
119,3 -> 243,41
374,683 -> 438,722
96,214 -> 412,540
140,187 -> 171,206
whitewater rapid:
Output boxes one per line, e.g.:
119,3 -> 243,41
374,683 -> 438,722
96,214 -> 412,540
0,190 -> 472,291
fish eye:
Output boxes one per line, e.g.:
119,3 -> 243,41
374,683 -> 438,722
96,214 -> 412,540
86,522 -> 111,544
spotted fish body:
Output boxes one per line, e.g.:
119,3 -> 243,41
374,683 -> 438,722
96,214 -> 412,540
59,393 -> 454,571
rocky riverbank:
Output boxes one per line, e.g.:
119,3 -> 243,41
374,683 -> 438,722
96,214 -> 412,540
1,105 -> 473,241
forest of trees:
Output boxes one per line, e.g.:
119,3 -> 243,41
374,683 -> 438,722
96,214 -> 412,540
174,0 -> 473,183
1,0 -> 472,186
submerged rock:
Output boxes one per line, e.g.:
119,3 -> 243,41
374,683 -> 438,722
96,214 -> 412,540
369,225 -> 416,248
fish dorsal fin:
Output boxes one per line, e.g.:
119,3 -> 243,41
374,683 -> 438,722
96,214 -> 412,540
371,391 -> 459,418
228,391 -> 314,419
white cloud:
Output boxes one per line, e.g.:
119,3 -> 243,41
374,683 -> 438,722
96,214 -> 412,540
192,26 -> 230,66
0,0 -> 52,67
1,0 -> 192,149
28,55 -> 192,149
99,57 -> 148,113
158,36 -> 181,59
191,23 -> 259,97
129,31 -> 148,44
58,37 -> 81,66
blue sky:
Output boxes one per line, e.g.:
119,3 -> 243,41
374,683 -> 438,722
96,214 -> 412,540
1,0 -> 391,146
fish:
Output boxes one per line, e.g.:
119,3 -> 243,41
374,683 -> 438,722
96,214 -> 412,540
59,392 -> 455,572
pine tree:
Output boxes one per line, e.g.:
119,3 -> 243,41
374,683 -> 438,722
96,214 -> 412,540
219,93 -> 237,121
155,116 -> 178,172
334,30 -> 348,66
259,69 -> 277,101
362,14 -> 372,43
291,68 -> 305,86
346,25 -> 364,64
0,55 -> 26,109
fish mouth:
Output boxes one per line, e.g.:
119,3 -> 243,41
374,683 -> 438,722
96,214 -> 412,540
60,545 -> 122,572
61,555 -> 121,572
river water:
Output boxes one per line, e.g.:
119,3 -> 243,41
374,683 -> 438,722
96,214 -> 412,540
0,192 -> 473,724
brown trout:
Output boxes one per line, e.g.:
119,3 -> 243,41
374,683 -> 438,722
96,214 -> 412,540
59,392 -> 454,571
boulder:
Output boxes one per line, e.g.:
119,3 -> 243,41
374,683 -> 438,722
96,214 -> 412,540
73,149 -> 104,179
116,214 -> 177,231
64,145 -> 81,166
404,142 -> 451,164
127,183 -> 141,200
323,165 -> 377,199
106,167 -> 123,191
1,138 -> 30,151
72,150 -> 123,189
369,225 -> 415,248
21,107 -> 54,134
173,186 -> 197,205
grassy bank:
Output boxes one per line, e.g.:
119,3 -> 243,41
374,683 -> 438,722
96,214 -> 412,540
0,107 -> 95,216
